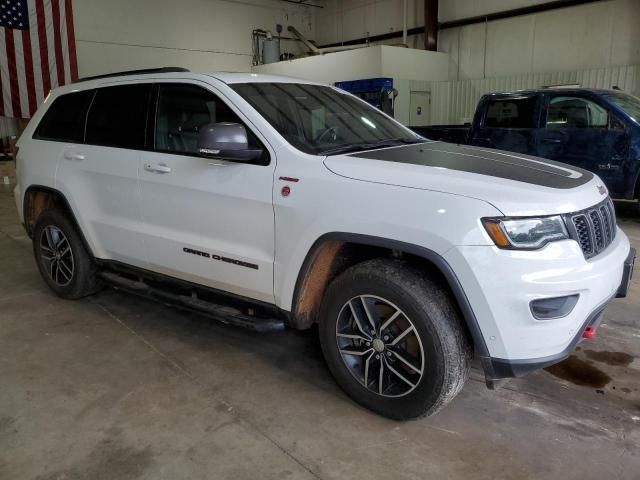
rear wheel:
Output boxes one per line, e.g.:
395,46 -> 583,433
318,258 -> 472,420
33,210 -> 101,299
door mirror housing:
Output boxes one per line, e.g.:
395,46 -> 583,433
197,122 -> 263,162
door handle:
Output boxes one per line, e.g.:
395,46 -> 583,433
63,152 -> 85,161
541,138 -> 562,144
144,163 -> 172,174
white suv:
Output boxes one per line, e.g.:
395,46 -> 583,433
14,68 -> 636,419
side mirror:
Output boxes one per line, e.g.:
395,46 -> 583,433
197,122 -> 263,162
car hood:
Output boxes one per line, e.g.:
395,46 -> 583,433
323,141 -> 608,216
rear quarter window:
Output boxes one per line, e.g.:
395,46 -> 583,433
34,90 -> 94,142
483,97 -> 537,129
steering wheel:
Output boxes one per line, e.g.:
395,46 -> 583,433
316,126 -> 338,143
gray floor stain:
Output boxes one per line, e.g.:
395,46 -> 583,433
34,437 -> 154,480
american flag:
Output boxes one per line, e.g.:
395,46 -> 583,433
0,0 -> 78,119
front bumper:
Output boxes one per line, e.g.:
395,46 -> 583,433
483,247 -> 635,385
444,229 -> 631,380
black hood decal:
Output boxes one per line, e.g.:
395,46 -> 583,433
349,142 -> 594,189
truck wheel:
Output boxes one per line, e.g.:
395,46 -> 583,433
33,209 -> 101,299
318,259 -> 472,420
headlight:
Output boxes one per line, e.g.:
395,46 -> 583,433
482,216 -> 568,249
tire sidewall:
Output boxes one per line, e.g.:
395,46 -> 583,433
33,210 -> 94,299
319,267 -> 452,420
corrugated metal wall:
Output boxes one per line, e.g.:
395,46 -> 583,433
420,64 -> 640,125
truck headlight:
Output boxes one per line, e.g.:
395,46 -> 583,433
482,216 -> 568,249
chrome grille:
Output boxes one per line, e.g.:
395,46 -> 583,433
565,198 -> 617,259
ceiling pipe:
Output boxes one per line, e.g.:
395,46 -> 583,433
280,0 -> 323,8
319,0 -> 607,50
403,0 -> 408,45
287,25 -> 320,54
287,25 -> 369,55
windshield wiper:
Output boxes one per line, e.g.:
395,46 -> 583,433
320,138 -> 424,156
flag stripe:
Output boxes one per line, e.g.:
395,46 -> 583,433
28,0 -> 44,106
35,0 -> 52,98
14,29 -> 29,118
59,0 -> 70,84
5,28 -> 21,118
0,31 -> 11,117
22,29 -> 37,115
50,0 -> 65,87
0,63 -> 4,117
1,0 -> 78,118
64,0 -> 77,80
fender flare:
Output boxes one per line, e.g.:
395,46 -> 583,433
23,184 -> 95,258
292,232 -> 490,359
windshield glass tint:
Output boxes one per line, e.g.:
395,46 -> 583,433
231,83 -> 421,155
604,92 -> 640,123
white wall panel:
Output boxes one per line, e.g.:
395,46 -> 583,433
439,0 -> 552,22
319,0 -> 640,80
421,64 -> 640,126
315,0 -> 424,46
440,0 -> 640,80
74,0 -> 316,76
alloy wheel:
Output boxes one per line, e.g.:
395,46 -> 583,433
335,295 -> 425,397
39,225 -> 75,287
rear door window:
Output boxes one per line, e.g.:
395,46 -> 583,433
483,97 -> 537,128
85,84 -> 152,149
34,90 -> 94,142
546,96 -> 608,129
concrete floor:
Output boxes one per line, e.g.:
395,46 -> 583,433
1,184 -> 639,480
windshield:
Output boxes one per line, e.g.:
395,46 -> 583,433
231,83 -> 423,155
604,92 -> 640,123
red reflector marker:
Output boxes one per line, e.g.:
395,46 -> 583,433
583,326 -> 597,339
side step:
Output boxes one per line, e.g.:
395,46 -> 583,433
98,271 -> 286,333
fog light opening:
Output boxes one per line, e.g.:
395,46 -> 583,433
530,294 -> 580,320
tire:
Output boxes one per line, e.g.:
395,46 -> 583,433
318,258 -> 472,420
33,209 -> 101,299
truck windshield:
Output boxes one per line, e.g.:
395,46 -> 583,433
231,83 -> 423,155
604,92 -> 640,124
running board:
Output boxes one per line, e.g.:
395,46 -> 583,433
98,271 -> 285,333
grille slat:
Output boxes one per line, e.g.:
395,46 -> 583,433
565,197 -> 616,259
600,205 -> 612,244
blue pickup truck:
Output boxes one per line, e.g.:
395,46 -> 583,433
412,88 -> 640,212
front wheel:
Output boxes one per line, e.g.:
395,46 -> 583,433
318,259 -> 472,420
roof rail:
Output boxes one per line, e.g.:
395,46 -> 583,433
74,67 -> 190,83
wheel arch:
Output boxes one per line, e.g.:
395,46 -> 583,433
290,232 -> 490,359
23,185 -> 95,257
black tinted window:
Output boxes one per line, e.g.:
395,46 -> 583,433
231,83 -> 419,155
86,84 -> 151,148
155,84 -> 265,159
35,90 -> 93,142
484,97 -> 537,128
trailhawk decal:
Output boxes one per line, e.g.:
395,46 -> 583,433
349,142 -> 594,189
182,247 -> 259,270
